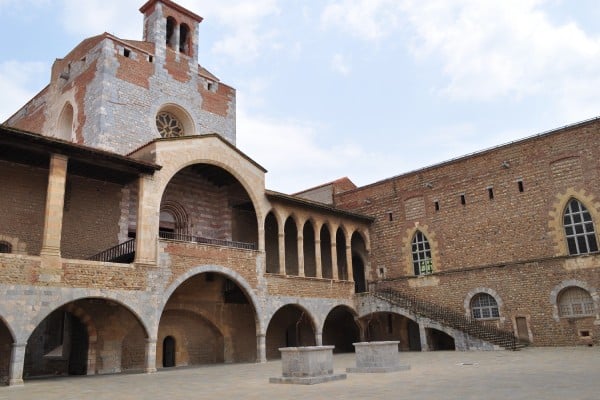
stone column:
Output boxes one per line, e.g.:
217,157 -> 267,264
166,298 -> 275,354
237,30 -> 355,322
8,342 -> 26,386
418,323 -> 430,352
346,245 -> 353,282
40,154 -> 68,258
331,240 -> 339,281
297,232 -> 305,277
40,154 -> 68,281
257,334 -> 267,363
278,229 -> 286,275
315,238 -> 322,278
315,331 -> 323,346
145,338 -> 157,373
135,175 -> 158,266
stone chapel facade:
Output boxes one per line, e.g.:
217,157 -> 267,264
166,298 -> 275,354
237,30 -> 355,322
0,0 -> 598,387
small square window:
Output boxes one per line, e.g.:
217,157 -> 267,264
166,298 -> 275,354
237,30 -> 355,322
123,48 -> 131,58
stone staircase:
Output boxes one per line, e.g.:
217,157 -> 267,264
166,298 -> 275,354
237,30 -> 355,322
372,287 -> 525,350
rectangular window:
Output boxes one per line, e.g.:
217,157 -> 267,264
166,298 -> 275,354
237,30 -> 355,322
123,48 -> 131,58
487,187 -> 494,200
434,200 -> 440,211
517,180 -> 524,192
460,194 -> 466,205
387,212 -> 393,221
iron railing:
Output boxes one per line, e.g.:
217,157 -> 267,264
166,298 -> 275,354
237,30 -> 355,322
158,231 -> 257,250
371,285 -> 522,350
87,239 -> 135,263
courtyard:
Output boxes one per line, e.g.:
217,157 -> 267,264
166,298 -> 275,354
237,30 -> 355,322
1,347 -> 597,400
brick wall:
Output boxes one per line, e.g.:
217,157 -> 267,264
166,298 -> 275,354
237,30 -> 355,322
265,274 -> 355,299
61,175 -> 123,259
0,161 -> 47,255
336,126 -> 599,276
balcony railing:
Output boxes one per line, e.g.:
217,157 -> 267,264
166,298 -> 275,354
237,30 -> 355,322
159,231 -> 257,250
87,239 -> 136,263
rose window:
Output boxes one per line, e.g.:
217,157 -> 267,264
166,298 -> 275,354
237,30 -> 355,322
156,111 -> 184,138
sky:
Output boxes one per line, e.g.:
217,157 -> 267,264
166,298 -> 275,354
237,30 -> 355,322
1,0 -> 600,194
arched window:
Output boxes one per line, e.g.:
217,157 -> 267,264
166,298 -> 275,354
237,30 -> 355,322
563,198 -> 598,255
179,24 -> 189,54
471,293 -> 499,319
57,102 -> 74,141
558,287 -> 594,317
166,16 -> 176,47
155,104 -> 194,138
0,241 -> 12,253
411,231 -> 432,275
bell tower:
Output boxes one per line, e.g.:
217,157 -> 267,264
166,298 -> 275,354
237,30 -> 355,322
140,0 -> 203,64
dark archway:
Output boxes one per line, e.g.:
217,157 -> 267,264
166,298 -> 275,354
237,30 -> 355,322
351,232 -> 368,292
265,212 -> 279,273
427,328 -> 456,351
265,305 -> 316,360
361,312 -> 421,351
322,306 -> 359,353
303,221 -> 317,277
336,228 -> 347,280
24,298 -> 148,379
158,272 -> 257,368
162,336 -> 176,367
320,226 -> 333,279
0,318 -> 13,386
284,217 -> 299,275
159,164 -> 258,248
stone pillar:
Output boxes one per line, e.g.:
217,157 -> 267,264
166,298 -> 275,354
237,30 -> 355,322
145,338 -> 157,373
297,232 -> 305,277
278,230 -> 286,275
40,154 -> 68,258
331,240 -> 339,281
346,245 -> 353,282
418,323 -> 429,352
8,342 -> 26,386
315,238 -> 323,278
135,175 -> 157,266
257,334 -> 267,363
315,332 -> 323,346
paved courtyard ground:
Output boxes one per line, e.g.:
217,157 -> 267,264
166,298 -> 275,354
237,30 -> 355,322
1,347 -> 598,400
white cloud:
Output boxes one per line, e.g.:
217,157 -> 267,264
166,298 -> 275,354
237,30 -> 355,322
331,53 -> 351,76
320,0 -> 600,120
0,61 -> 47,122
321,0 -> 402,41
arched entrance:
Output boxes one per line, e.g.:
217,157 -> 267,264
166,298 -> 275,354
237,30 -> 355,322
266,305 -> 316,360
322,306 -> 360,353
0,318 -> 13,385
427,328 -> 456,350
24,298 -> 148,379
360,312 -> 422,351
158,164 -> 258,247
162,336 -> 176,367
158,272 -> 257,368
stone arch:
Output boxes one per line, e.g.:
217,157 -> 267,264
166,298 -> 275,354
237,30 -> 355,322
265,303 -> 317,360
549,279 -> 599,322
166,16 -> 176,47
159,265 -> 264,333
351,231 -> 368,292
155,155 -> 266,230
179,23 -> 190,54
548,189 -> 600,256
56,102 -> 74,141
322,305 -> 360,353
464,287 -> 505,322
159,200 -> 189,236
0,235 -> 26,254
302,219 -> 317,277
25,295 -> 150,344
0,315 -> 14,386
335,227 -> 348,280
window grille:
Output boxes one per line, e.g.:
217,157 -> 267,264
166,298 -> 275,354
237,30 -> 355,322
411,232 -> 433,275
563,199 -> 598,255
558,287 -> 594,317
471,293 -> 500,319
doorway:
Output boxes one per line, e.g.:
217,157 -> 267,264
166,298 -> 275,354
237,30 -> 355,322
162,336 -> 175,368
